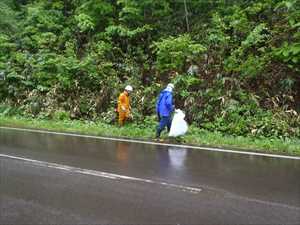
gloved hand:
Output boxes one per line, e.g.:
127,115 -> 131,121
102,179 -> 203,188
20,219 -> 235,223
128,113 -> 133,120
172,105 -> 175,112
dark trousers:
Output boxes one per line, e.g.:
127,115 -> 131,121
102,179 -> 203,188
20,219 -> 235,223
156,116 -> 172,138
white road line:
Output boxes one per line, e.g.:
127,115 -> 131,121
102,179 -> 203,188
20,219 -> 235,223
2,153 -> 299,210
1,126 -> 300,160
0,153 -> 202,194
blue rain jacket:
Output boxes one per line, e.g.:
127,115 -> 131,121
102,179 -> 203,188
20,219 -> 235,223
156,89 -> 174,117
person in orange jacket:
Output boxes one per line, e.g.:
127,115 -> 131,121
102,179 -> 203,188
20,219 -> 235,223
117,85 -> 133,126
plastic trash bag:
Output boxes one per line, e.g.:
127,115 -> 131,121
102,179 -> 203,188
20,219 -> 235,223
169,109 -> 188,137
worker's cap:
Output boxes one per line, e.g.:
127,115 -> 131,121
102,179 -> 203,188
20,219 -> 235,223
125,85 -> 133,92
167,83 -> 174,89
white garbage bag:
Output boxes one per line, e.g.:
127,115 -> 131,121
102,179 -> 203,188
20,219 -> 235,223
169,109 -> 188,137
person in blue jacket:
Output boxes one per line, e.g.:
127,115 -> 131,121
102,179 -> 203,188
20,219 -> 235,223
156,83 -> 175,139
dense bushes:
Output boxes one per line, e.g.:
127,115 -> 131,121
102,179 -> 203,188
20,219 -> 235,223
0,0 -> 299,139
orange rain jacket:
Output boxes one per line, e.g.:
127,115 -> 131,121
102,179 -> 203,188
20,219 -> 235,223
117,92 -> 130,116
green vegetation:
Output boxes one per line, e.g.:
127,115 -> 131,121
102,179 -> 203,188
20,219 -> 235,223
0,0 -> 299,153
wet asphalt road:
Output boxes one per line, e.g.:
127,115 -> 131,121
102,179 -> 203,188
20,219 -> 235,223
0,128 -> 300,224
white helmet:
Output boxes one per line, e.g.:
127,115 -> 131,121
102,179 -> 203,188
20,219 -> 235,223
125,85 -> 133,92
167,83 -> 174,89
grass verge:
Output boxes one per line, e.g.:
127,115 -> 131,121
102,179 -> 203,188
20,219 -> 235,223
0,115 -> 299,156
